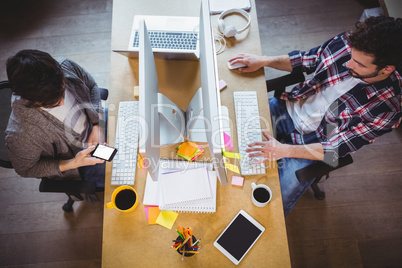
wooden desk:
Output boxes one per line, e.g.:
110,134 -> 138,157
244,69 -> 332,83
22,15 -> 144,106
102,0 -> 291,267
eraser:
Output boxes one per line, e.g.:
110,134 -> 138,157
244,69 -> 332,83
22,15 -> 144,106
231,175 -> 244,186
134,86 -> 139,99
219,79 -> 227,91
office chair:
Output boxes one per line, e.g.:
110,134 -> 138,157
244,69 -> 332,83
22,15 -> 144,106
0,80 -> 108,211
266,73 -> 354,200
0,81 -> 13,169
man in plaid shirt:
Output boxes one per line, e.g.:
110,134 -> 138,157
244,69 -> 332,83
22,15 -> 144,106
228,16 -> 402,216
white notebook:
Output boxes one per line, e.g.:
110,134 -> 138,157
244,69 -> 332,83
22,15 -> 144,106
143,160 -> 217,213
162,170 -> 217,213
159,167 -> 212,207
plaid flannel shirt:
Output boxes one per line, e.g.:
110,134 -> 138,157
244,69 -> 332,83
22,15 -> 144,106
283,32 -> 401,163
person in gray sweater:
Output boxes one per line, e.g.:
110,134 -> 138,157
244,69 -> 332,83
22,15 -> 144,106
5,49 -> 106,187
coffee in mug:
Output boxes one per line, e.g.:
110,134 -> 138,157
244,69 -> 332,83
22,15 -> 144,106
106,185 -> 138,212
251,182 -> 272,207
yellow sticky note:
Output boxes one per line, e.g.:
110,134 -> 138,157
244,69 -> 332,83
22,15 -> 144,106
138,154 -> 144,174
224,163 -> 240,174
222,151 -> 242,159
148,206 -> 161,225
133,86 -> 139,99
156,211 -> 179,230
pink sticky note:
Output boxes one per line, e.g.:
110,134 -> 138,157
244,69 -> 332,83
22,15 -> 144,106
190,144 -> 205,161
223,132 -> 233,150
231,175 -> 244,186
144,207 -> 150,221
219,79 -> 227,91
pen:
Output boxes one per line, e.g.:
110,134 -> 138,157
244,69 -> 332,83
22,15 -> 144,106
182,246 -> 185,261
179,237 -> 191,256
180,235 -> 191,248
171,242 -> 181,248
191,238 -> 201,247
176,230 -> 184,240
179,250 -> 199,254
187,227 -> 193,246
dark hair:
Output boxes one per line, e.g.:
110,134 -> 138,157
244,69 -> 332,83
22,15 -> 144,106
6,49 -> 65,108
348,16 -> 402,70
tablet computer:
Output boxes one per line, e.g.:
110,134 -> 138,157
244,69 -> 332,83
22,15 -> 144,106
213,210 -> 265,265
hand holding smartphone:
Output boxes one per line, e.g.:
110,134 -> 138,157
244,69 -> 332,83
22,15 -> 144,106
90,144 -> 118,161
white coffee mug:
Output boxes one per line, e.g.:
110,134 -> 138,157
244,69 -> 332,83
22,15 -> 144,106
251,182 -> 272,207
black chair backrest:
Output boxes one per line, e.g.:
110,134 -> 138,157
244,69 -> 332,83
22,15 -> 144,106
99,87 -> 109,101
266,71 -> 305,99
395,62 -> 402,78
0,81 -> 13,168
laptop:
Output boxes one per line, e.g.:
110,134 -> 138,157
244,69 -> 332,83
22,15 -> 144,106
114,15 -> 200,61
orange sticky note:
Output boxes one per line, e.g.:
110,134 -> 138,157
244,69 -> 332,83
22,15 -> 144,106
147,206 -> 161,225
177,141 -> 198,157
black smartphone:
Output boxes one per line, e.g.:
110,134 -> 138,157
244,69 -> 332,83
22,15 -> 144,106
90,144 -> 118,161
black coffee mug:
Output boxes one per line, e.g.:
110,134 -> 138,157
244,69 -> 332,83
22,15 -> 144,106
251,182 -> 272,207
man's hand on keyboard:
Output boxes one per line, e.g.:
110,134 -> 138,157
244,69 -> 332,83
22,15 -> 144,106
245,130 -> 288,163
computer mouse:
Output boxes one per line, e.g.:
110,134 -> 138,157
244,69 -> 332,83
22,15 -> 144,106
227,61 -> 247,70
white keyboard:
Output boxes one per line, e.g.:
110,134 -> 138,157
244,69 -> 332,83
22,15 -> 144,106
111,101 -> 139,185
233,91 -> 266,176
132,30 -> 198,50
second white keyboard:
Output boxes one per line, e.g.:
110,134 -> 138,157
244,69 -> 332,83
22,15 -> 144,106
233,91 -> 266,176
111,101 -> 139,185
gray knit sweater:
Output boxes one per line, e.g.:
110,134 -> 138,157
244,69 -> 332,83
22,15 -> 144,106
5,58 -> 102,179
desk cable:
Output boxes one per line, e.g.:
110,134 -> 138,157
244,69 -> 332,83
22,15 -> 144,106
193,24 -> 227,55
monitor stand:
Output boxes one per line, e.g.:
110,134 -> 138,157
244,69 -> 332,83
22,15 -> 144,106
159,87 -> 208,145
158,88 -> 230,146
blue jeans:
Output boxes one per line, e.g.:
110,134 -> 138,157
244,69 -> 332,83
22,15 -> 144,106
79,108 -> 108,188
269,98 -> 318,216
79,162 -> 106,188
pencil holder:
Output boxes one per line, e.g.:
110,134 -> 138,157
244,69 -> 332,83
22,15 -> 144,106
176,235 -> 197,257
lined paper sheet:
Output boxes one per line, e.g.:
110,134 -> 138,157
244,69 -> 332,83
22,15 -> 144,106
163,171 -> 217,213
159,167 -> 212,207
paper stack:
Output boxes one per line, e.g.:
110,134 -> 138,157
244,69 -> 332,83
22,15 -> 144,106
143,160 -> 217,213
177,140 -> 204,161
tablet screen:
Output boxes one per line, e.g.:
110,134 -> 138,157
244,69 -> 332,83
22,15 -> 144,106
216,212 -> 263,261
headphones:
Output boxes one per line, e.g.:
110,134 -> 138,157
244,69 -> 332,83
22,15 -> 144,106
218,8 -> 251,38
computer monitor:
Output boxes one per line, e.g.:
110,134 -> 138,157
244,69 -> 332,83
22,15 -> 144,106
138,0 -> 228,185
198,0 -> 228,185
138,19 -> 160,181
